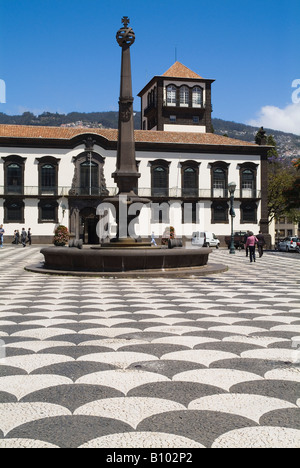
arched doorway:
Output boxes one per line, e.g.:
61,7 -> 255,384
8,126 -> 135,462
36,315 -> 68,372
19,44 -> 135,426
79,207 -> 99,244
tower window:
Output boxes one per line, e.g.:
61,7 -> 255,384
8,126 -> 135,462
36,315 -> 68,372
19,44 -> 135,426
192,87 -> 203,108
180,86 -> 189,107
167,85 -> 177,106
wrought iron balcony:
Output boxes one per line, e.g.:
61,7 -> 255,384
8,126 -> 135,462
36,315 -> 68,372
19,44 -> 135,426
0,186 -> 261,199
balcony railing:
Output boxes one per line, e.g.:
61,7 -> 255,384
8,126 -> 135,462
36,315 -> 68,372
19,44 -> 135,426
0,186 -> 261,199
0,187 -> 116,197
163,100 -> 206,109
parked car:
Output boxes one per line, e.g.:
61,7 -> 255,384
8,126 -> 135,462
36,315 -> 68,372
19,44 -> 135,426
192,231 -> 220,248
225,231 -> 248,250
278,237 -> 300,252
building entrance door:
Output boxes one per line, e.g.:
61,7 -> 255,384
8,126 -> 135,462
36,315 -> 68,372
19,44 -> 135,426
79,207 -> 99,244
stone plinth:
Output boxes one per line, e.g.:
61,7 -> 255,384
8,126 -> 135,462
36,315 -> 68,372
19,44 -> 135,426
39,246 -> 212,273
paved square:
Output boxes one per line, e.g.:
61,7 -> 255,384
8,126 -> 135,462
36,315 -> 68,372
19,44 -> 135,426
0,247 -> 299,448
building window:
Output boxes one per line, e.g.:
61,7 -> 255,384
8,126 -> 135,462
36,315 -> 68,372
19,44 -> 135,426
241,202 -> 257,224
70,151 -> 107,197
180,86 -> 189,107
4,199 -> 24,223
41,164 -> 56,195
152,167 -> 168,197
182,202 -> 198,224
210,162 -> 230,198
242,169 -> 255,197
80,160 -> 99,195
181,161 -> 200,197
213,168 -> 226,197
167,85 -> 177,106
193,116 -> 200,124
7,163 -> 23,194
192,87 -> 203,108
239,163 -> 258,198
37,156 -> 60,196
150,160 -> 170,198
242,170 -> 254,189
38,200 -> 58,223
151,202 -> 170,224
3,155 -> 26,196
211,201 -> 229,224
169,115 -> 176,123
147,87 -> 157,109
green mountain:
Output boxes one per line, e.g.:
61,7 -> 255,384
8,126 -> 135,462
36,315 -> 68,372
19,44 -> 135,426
0,111 -> 299,157
211,118 -> 300,158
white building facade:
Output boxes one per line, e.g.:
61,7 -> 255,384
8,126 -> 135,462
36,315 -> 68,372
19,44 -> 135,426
0,63 -> 270,246
0,125 -> 269,246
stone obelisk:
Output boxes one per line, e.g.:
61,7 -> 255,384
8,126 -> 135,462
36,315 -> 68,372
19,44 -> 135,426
113,16 -> 140,195
103,17 -> 150,245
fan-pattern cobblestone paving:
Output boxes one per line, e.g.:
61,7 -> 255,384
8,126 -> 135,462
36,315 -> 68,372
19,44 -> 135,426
0,246 -> 299,448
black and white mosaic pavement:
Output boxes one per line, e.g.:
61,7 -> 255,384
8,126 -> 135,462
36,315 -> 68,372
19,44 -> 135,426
0,246 -> 299,448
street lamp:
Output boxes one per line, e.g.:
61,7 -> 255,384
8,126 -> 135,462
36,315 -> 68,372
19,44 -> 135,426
228,182 -> 237,254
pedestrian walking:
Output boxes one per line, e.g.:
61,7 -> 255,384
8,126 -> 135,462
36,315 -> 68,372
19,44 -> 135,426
243,231 -> 250,257
151,232 -> 157,247
0,225 -> 4,248
245,231 -> 259,263
21,228 -> 27,248
27,228 -> 32,245
12,230 -> 18,244
256,231 -> 266,258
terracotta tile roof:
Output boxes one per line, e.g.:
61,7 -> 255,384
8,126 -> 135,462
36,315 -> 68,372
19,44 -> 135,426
0,125 -> 118,141
135,130 -> 257,147
0,124 -> 258,147
162,62 -> 203,79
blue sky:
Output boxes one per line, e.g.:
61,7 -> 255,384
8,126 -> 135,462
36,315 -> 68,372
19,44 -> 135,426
0,0 -> 299,133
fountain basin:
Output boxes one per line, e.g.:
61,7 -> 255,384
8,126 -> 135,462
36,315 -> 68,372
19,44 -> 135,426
38,246 -> 212,273
25,246 -> 229,277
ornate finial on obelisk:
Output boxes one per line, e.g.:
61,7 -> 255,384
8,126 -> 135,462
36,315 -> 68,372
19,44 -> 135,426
122,16 -> 130,28
116,16 -> 135,48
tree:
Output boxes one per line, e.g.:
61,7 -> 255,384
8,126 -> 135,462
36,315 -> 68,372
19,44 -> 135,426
266,135 -> 296,223
284,158 -> 300,211
255,127 -> 267,145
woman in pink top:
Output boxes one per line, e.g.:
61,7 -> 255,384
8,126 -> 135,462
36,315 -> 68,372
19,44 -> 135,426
245,232 -> 259,263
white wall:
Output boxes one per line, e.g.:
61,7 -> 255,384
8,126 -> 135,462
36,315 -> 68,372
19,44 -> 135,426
0,143 -> 263,240
163,124 -> 206,133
